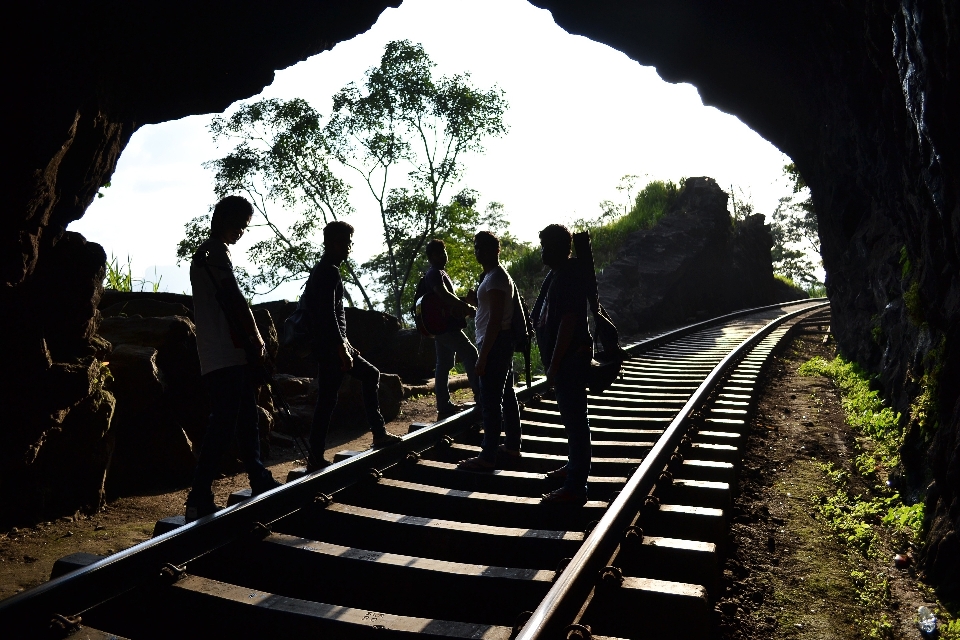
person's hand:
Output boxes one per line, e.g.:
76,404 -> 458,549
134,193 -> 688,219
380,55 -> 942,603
460,300 -> 476,318
475,353 -> 487,377
465,289 -> 478,306
338,342 -> 354,372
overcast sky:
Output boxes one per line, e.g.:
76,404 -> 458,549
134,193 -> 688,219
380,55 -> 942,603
71,0 -> 796,302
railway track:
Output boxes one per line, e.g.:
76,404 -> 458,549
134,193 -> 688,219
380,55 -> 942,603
2,300 -> 830,639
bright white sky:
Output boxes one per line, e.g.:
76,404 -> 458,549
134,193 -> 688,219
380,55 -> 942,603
71,0 -> 797,302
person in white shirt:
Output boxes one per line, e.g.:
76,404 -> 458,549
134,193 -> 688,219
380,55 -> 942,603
185,196 -> 280,521
457,231 -> 521,470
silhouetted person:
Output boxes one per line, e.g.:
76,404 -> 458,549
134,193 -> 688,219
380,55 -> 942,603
457,231 -> 521,470
416,238 -> 480,420
304,221 -> 401,470
186,196 -> 281,521
535,224 -> 593,503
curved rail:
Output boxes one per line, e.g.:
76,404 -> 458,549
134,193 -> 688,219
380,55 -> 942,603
0,299 -> 829,638
518,301 -> 828,638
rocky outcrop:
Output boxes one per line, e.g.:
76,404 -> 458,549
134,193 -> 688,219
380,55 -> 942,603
599,178 -> 804,335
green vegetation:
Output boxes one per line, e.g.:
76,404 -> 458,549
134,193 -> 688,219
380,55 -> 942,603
903,280 -> 924,326
104,254 -> 162,293
898,245 -> 912,279
504,179 -> 681,303
910,335 -> 945,437
799,354 -> 948,637
799,356 -> 902,475
771,163 -> 823,292
773,274 -> 809,298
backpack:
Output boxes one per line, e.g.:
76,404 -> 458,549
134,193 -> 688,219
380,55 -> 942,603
510,286 -> 535,387
281,287 -> 315,359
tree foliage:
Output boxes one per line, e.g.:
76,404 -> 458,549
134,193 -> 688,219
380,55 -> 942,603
325,40 -> 508,318
770,163 -> 821,288
176,98 -> 371,305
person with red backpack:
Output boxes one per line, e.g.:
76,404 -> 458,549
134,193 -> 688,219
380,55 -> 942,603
457,231 -> 522,470
415,239 -> 480,421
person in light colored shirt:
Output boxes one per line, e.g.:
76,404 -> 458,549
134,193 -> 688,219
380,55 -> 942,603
186,196 -> 280,521
458,231 -> 521,470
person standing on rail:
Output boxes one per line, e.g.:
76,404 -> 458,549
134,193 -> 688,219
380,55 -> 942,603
415,238 -> 480,421
534,224 -> 593,504
185,196 -> 282,521
457,231 -> 522,470
303,221 -> 402,470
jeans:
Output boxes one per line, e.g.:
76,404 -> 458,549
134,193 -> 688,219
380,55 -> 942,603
478,333 -> 522,462
434,329 -> 480,409
191,364 -> 269,495
554,349 -> 592,494
309,353 -> 386,458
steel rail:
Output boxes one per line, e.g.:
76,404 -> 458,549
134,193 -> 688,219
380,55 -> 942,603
517,301 -> 829,639
0,298 -> 825,635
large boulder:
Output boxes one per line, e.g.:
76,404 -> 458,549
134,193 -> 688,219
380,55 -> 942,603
104,344 -> 195,490
598,178 -> 805,336
101,298 -> 191,319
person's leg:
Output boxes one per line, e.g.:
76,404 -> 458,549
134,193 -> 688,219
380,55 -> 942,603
554,352 -> 591,495
309,361 -> 345,463
234,365 -> 276,491
449,329 -> 481,404
190,366 -> 244,499
348,354 -> 387,437
478,335 -> 513,463
433,332 -> 457,412
501,358 -> 522,453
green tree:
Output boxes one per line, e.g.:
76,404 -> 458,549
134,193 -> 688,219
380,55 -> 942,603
176,98 -> 372,306
771,163 -> 821,288
324,40 -> 508,318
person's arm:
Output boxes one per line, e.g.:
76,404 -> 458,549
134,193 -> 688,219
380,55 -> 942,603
546,312 -> 578,385
432,284 -> 474,315
207,245 -> 264,359
475,289 -> 506,376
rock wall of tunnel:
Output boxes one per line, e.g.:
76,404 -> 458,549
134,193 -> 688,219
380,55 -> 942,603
2,0 -> 958,596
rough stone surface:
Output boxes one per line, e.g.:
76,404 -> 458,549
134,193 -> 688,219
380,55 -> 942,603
100,298 -> 191,320
599,177 -> 802,335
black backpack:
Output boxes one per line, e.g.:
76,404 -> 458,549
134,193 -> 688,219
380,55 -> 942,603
510,285 -> 535,387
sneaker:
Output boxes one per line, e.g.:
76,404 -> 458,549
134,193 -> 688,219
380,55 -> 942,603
184,492 -> 222,522
437,403 -> 466,421
541,487 -> 587,505
251,473 -> 282,496
497,444 -> 521,459
306,457 -> 333,473
372,431 -> 402,448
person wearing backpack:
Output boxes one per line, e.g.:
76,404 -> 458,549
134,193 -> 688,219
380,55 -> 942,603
416,239 -> 480,421
534,224 -> 594,504
457,231 -> 522,471
185,196 -> 281,521
302,221 -> 402,470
